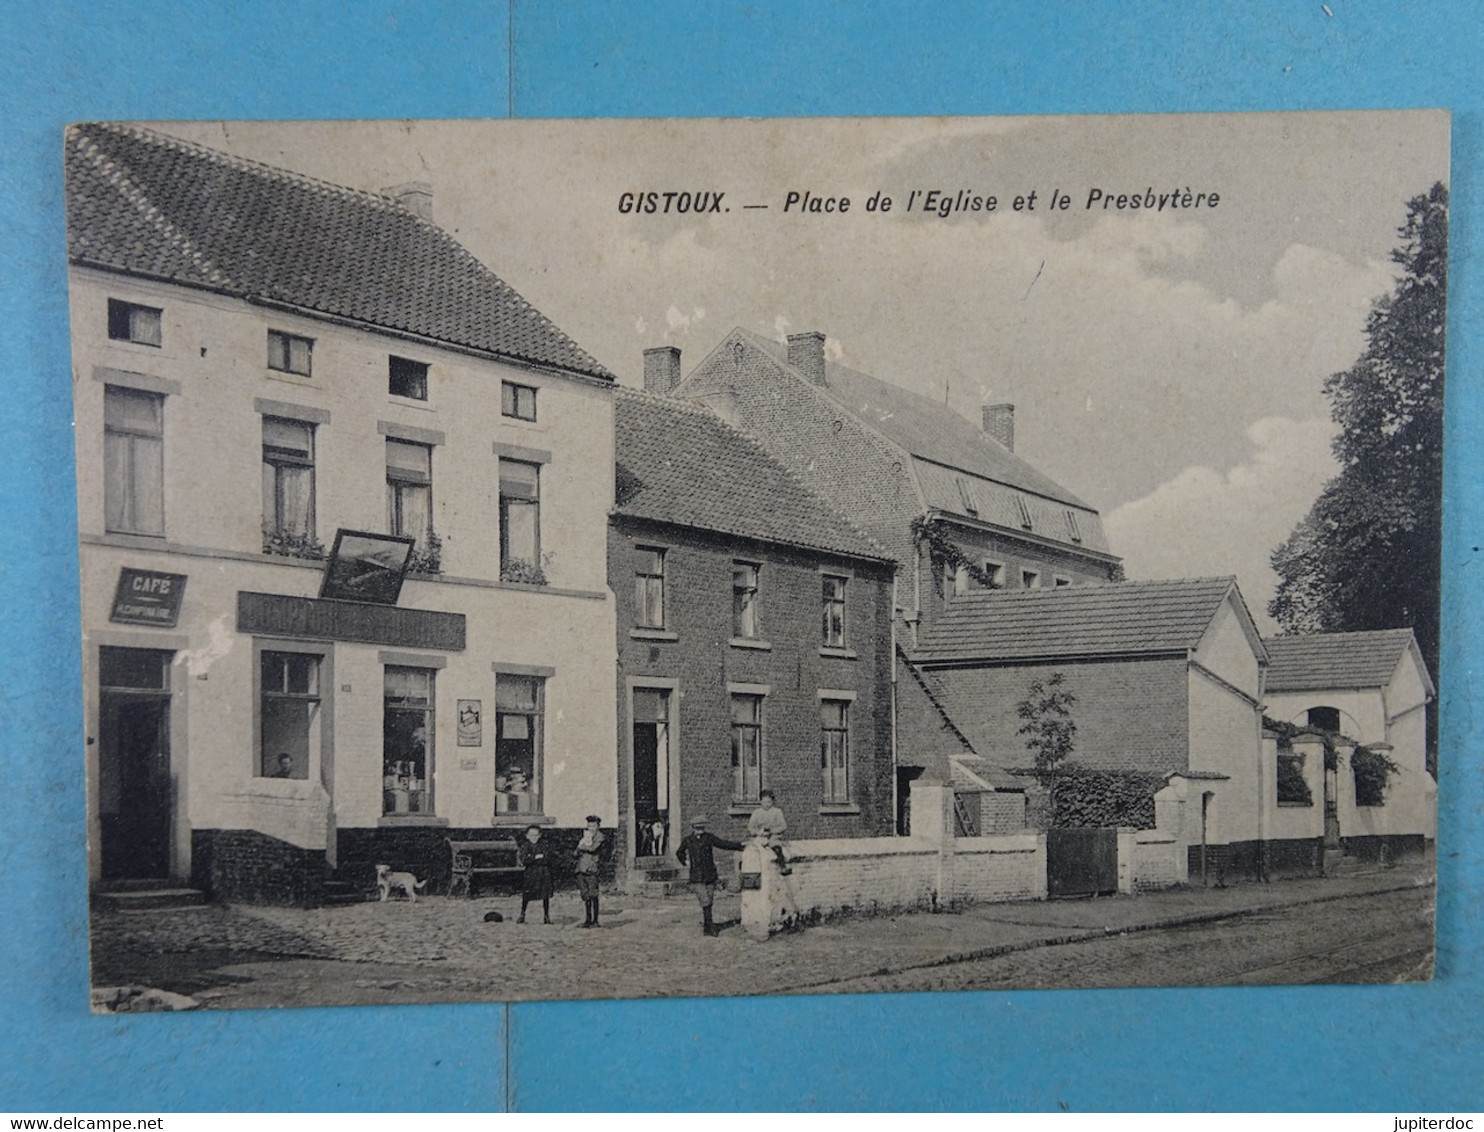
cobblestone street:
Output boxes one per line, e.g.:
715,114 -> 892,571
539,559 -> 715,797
90,865 -> 1434,1009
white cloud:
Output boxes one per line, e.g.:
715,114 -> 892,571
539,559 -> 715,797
1104,416 -> 1337,632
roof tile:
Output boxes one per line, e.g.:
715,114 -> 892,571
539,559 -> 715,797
1262,629 -> 1419,692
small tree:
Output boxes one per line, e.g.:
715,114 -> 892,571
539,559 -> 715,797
1017,672 -> 1077,821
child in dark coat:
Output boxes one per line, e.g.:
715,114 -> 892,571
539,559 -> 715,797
516,824 -> 553,924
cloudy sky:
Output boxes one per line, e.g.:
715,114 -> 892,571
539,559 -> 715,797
157,113 -> 1449,630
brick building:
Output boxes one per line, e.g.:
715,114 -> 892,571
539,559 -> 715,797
69,123 -> 619,905
611,386 -> 897,869
664,328 -> 1123,644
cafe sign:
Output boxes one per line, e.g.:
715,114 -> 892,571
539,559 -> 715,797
110,567 -> 188,628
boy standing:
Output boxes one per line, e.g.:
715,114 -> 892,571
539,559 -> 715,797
574,815 -> 605,928
675,817 -> 742,936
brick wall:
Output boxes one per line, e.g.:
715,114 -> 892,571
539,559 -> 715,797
191,828 -> 328,907
611,518 -> 896,855
919,656 -> 1191,773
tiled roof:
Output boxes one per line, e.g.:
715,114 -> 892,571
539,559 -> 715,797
748,331 -> 1091,509
65,122 -> 613,381
1262,629 -> 1420,692
913,577 -> 1242,663
613,388 -> 891,562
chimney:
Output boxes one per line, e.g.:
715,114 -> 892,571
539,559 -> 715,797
787,331 -> 827,387
982,403 -> 1015,451
643,346 -> 682,395
383,181 -> 434,222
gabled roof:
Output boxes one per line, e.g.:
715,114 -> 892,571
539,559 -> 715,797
1262,629 -> 1430,694
745,329 -> 1092,509
613,388 -> 891,563
913,576 -> 1249,664
65,122 -> 613,382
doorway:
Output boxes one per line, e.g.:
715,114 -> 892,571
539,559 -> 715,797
98,647 -> 175,880
631,688 -> 671,857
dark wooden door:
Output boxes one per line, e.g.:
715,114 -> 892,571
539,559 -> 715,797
1046,827 -> 1118,898
100,693 -> 171,879
633,722 -> 661,825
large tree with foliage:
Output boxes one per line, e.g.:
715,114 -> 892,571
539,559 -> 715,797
1269,184 -> 1447,695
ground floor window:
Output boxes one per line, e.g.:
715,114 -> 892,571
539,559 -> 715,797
731,693 -> 764,802
384,666 -> 434,814
260,651 -> 320,780
496,674 -> 543,814
821,698 -> 851,803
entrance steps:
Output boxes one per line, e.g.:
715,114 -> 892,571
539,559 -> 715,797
633,854 -> 688,898
93,879 -> 207,912
321,877 -> 371,906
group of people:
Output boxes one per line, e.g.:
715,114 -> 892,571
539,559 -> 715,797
509,789 -> 792,937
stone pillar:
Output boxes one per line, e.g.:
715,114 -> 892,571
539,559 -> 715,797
739,837 -> 798,941
1116,827 -> 1136,894
910,782 -> 955,909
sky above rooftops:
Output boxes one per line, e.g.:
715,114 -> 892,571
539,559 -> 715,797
144,115 -> 1448,631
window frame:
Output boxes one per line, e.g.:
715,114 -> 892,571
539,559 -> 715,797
103,384 -> 165,536
822,574 -> 847,648
635,546 -> 667,629
386,438 -> 434,549
1053,575 -> 1072,588
1064,509 -> 1083,543
1014,495 -> 1034,530
498,458 -> 542,576
388,355 -> 430,401
383,665 -> 436,815
501,380 -> 538,422
256,646 -> 327,782
261,416 -> 316,544
955,476 -> 980,517
267,329 -> 314,377
983,559 -> 1007,590
820,698 -> 851,804
732,561 -> 761,639
729,691 -> 765,803
107,299 -> 162,347
1021,568 -> 1042,590
494,672 -> 545,816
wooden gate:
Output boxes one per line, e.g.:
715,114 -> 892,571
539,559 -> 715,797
1046,828 -> 1118,898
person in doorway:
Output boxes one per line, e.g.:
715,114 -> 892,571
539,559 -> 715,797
675,816 -> 743,937
516,824 -> 554,924
574,815 -> 606,928
747,788 -> 792,875
270,752 -> 294,779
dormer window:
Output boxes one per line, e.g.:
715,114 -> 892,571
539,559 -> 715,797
1014,496 -> 1034,530
1065,509 -> 1083,542
956,477 -> 980,517
389,356 -> 429,400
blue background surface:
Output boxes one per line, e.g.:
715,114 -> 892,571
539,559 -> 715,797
1,0 -> 1479,1112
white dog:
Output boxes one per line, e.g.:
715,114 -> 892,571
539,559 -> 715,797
376,863 -> 427,903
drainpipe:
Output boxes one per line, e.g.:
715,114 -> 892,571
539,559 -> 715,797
1200,791 -> 1214,886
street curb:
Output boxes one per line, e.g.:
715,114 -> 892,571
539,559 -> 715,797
786,874 -> 1433,994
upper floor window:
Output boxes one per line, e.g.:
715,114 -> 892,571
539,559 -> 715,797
822,575 -> 847,647
107,299 -> 162,347
267,330 -> 313,376
956,477 -> 980,517
502,380 -> 538,421
262,417 -> 315,548
386,439 -> 432,549
260,651 -> 320,780
983,560 -> 1007,590
1021,569 -> 1042,590
635,547 -> 666,628
1054,575 -> 1072,588
103,385 -> 164,536
732,562 -> 760,639
821,699 -> 851,803
389,356 -> 429,400
499,458 -> 542,580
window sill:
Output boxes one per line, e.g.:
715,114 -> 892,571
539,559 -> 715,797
727,803 -> 760,816
490,814 -> 556,827
729,637 -> 772,651
265,370 -> 316,388
377,814 -> 450,827
819,646 -> 858,660
630,627 -> 679,642
818,803 -> 862,816
1275,801 -> 1314,808
388,394 -> 435,412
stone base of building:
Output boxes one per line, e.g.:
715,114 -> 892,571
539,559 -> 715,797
190,829 -> 331,907
1186,838 -> 1330,885
1341,833 -> 1428,863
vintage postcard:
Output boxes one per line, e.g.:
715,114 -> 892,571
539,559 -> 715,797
70,112 -> 1445,1011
